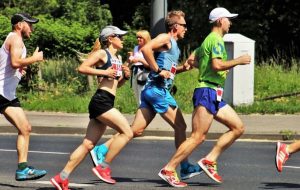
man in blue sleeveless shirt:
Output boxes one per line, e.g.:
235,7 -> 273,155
89,10 -> 202,186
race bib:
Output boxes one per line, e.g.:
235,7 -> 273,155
169,63 -> 177,80
216,87 -> 223,102
111,58 -> 122,77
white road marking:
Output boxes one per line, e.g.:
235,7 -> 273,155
0,149 -> 69,155
283,165 -> 300,169
32,181 -> 93,187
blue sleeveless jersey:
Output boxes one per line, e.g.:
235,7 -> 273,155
146,37 -> 180,90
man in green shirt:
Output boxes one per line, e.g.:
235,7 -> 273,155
159,7 -> 251,186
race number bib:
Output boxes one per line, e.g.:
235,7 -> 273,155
169,63 -> 177,80
216,87 -> 224,102
111,58 -> 122,77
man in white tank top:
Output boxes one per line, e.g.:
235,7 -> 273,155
0,13 -> 47,181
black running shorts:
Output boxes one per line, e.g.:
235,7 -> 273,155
0,95 -> 21,113
88,89 -> 115,119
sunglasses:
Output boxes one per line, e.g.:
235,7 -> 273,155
176,23 -> 187,28
112,34 -> 123,40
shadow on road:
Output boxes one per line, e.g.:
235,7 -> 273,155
261,182 -> 300,189
35,188 -> 83,190
0,183 -> 24,189
89,178 -> 221,188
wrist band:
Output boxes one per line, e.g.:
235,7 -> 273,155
156,67 -> 162,74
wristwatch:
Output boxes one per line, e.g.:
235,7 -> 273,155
156,67 -> 162,74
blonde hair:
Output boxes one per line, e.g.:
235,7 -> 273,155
91,38 -> 101,53
136,30 -> 151,43
165,10 -> 185,32
78,38 -> 101,61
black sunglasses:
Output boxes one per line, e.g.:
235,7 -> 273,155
176,23 -> 187,28
112,34 -> 123,40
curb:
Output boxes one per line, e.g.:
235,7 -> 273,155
0,125 -> 285,140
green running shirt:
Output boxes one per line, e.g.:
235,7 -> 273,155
194,32 -> 228,89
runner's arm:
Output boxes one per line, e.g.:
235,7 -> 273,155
77,50 -> 116,78
10,36 -> 43,68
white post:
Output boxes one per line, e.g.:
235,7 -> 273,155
223,33 -> 255,106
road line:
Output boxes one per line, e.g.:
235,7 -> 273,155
283,165 -> 300,169
0,148 -> 69,155
32,181 -> 93,187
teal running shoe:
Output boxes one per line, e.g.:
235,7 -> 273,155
180,163 -> 203,180
90,144 -> 108,166
15,166 -> 47,181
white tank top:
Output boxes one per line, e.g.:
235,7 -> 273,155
0,32 -> 27,100
132,45 -> 144,66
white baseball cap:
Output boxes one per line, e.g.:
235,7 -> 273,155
100,25 -> 127,42
209,7 -> 238,23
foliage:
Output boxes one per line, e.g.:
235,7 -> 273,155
236,60 -> 300,114
39,57 -> 89,93
279,130 -> 297,141
118,26 -> 138,60
17,57 -> 300,114
131,1 -> 151,31
0,15 -> 11,40
0,0 -> 112,57
27,16 -> 98,57
168,0 -> 300,64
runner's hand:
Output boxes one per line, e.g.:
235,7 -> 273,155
106,66 -> 117,78
122,65 -> 131,79
238,54 -> 251,65
183,60 -> 192,71
159,70 -> 171,79
33,47 -> 44,62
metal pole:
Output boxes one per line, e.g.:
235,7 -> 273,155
150,0 -> 167,38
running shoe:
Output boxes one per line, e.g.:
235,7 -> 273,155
92,164 -> 116,184
180,163 -> 203,180
158,168 -> 187,187
90,145 -> 107,166
198,158 -> 223,183
275,142 -> 289,172
50,174 -> 70,190
15,166 -> 47,181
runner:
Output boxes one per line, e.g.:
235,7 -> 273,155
158,7 -> 251,187
0,13 -> 47,181
50,25 -> 132,189
89,10 -> 202,186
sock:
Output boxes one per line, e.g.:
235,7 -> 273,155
98,144 -> 109,156
100,161 -> 109,168
286,145 -> 290,155
18,162 -> 28,170
180,161 -> 190,169
60,170 -> 69,180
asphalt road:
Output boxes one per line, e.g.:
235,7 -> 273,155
0,134 -> 300,190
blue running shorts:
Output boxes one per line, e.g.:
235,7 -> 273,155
193,87 -> 227,115
139,86 -> 177,113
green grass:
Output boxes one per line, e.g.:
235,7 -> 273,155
236,61 -> 300,114
19,58 -> 300,114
